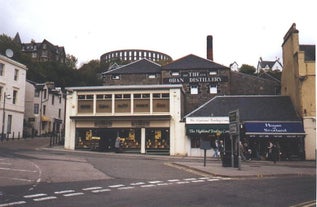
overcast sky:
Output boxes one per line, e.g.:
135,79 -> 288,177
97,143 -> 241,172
1,0 -> 316,67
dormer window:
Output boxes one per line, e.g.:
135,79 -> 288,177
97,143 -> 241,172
111,75 -> 120,80
147,74 -> 156,79
209,70 -> 217,75
171,71 -> 180,76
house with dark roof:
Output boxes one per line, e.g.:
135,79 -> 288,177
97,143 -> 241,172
184,95 -> 305,159
257,57 -> 283,73
102,59 -> 162,85
14,33 -> 66,64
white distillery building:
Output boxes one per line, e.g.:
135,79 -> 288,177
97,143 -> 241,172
64,85 -> 187,156
24,81 -> 65,137
0,54 -> 27,139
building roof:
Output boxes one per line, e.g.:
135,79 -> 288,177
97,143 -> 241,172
102,59 -> 161,74
162,54 -> 229,70
257,59 -> 283,70
299,45 -> 315,61
185,95 -> 301,122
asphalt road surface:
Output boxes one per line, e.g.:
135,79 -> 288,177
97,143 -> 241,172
0,138 -> 315,207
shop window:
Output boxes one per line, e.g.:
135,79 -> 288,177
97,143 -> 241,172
145,128 -> 169,150
118,129 -> 141,150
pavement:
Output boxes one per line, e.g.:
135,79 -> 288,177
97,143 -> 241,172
1,137 -> 316,178
172,159 -> 316,178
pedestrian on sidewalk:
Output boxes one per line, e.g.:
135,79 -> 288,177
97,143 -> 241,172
115,137 -> 121,153
271,142 -> 280,164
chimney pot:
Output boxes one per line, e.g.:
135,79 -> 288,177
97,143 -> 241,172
207,35 -> 213,61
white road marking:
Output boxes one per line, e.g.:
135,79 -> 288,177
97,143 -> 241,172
177,181 -> 190,184
0,167 -> 37,173
24,193 -> 47,198
92,189 -> 111,193
82,187 -> 103,191
168,179 -> 180,182
118,186 -> 135,190
130,182 -> 145,186
109,184 -> 125,188
33,196 -> 57,202
157,183 -> 170,186
207,178 -> 220,182
0,176 -> 33,182
192,180 -> 205,183
148,181 -> 162,184
63,192 -> 84,197
54,190 -> 75,194
140,184 -> 156,188
184,178 -> 197,181
0,201 -> 26,207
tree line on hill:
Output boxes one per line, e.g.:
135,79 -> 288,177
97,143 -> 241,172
0,34 -> 103,88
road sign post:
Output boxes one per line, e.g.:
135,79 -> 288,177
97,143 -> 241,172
229,110 -> 241,170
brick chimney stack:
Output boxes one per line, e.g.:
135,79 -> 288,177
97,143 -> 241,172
207,35 -> 213,61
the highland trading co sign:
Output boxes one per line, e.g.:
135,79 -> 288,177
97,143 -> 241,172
163,72 -> 228,84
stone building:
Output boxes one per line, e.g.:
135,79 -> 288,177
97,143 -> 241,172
101,35 -> 281,114
161,54 -> 230,113
281,23 -> 316,160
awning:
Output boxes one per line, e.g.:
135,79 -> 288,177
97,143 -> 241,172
244,122 -> 305,138
186,124 -> 228,135
41,115 -> 50,122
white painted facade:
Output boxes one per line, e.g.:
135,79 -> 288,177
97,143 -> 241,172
0,54 -> 27,139
64,85 -> 187,156
24,81 -> 65,136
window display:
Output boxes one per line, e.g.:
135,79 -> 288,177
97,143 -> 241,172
146,128 -> 169,149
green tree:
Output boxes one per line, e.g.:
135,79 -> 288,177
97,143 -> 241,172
78,59 -> 103,86
65,54 -> 78,69
239,64 -> 256,75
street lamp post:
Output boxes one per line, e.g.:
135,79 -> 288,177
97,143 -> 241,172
1,92 -> 10,141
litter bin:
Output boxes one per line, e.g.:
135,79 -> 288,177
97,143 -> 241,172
222,153 -> 239,168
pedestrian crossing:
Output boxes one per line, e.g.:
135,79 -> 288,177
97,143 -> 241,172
0,176 -> 231,207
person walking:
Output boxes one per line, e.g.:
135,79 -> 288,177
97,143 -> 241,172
271,142 -> 279,164
115,137 -> 121,153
